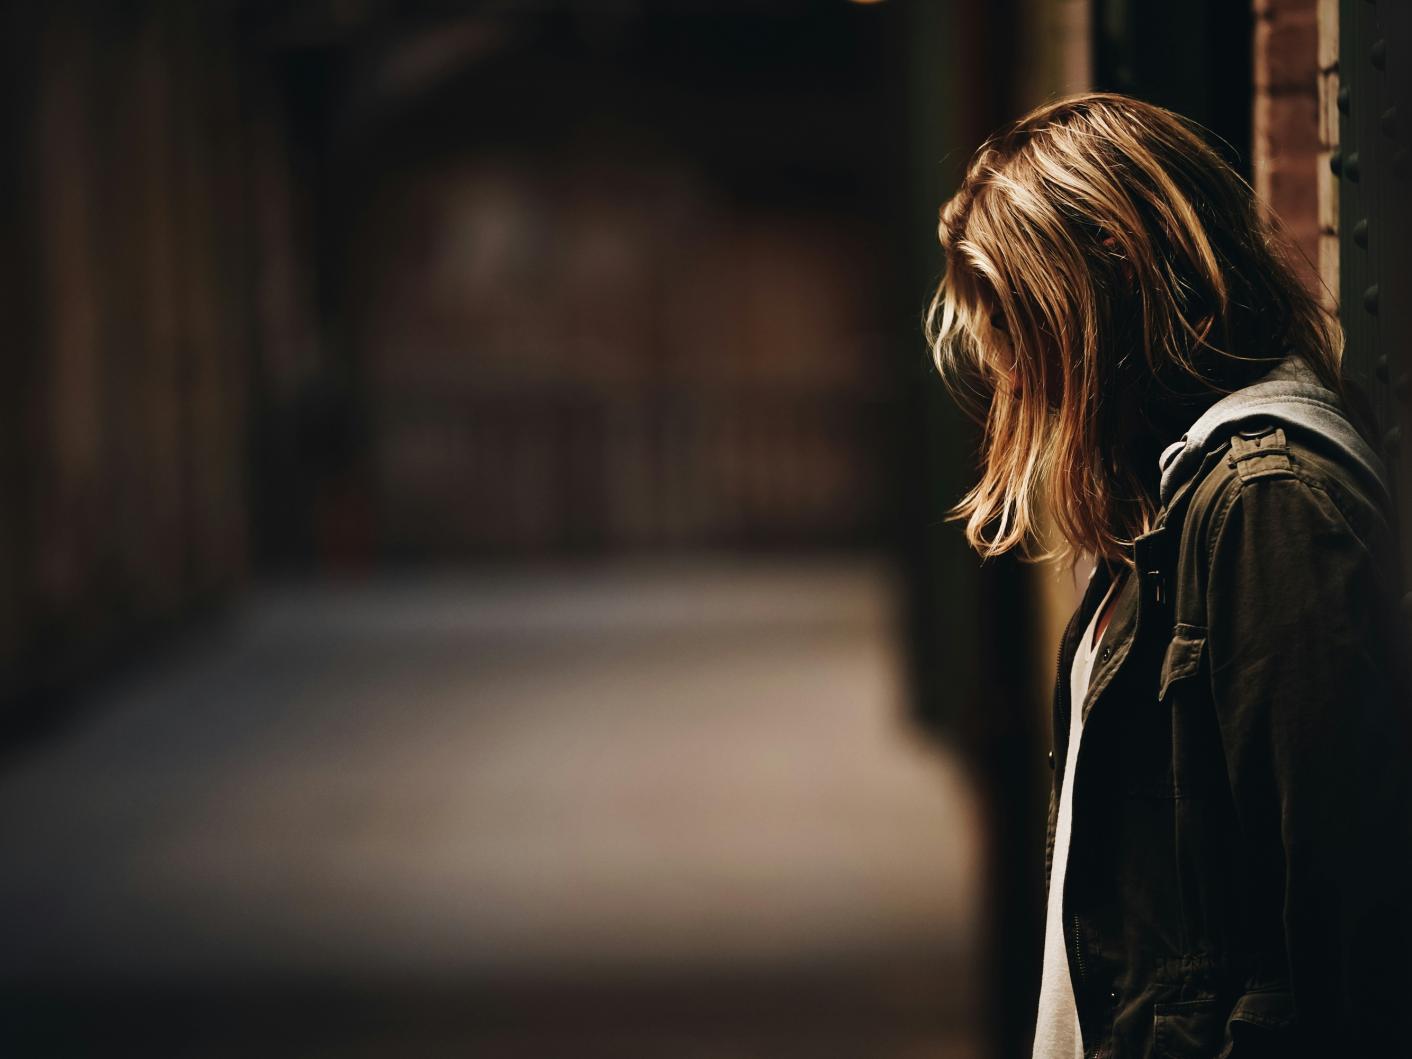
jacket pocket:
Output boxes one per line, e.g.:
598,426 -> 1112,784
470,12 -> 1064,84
1153,996 -> 1223,1059
1214,989 -> 1295,1059
1158,625 -> 1207,703
1118,625 -> 1207,799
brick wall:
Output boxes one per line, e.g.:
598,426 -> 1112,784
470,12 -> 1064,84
1252,0 -> 1332,303
1253,0 -> 1343,308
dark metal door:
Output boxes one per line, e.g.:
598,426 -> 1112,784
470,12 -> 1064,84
1336,0 -> 1412,612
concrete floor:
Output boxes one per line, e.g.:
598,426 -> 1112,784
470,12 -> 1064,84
0,558 -> 984,1056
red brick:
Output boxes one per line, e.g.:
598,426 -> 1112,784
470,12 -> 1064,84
1255,13 -> 1319,92
1253,0 -> 1316,18
1264,156 -> 1320,230
1255,92 -> 1320,158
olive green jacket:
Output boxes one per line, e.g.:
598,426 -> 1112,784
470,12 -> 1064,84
1044,391 -> 1412,1058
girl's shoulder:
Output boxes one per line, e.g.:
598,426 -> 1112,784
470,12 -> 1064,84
1167,419 -> 1404,639
1181,419 -> 1396,560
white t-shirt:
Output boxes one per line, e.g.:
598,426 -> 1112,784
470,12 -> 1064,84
1032,573 -> 1121,1059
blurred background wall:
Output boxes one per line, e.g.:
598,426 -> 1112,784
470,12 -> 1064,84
1,1 -> 1403,1057
1,2 -> 252,713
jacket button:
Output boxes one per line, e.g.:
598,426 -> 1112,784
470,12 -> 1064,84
1048,750 -> 1055,770
1109,990 -> 1120,1006
1099,645 -> 1113,663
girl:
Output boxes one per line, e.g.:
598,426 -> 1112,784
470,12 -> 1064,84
926,93 -> 1412,1059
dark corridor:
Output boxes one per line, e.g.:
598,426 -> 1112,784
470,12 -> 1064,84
0,2 -> 998,1056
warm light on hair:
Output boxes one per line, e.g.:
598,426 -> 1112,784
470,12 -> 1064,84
925,92 -> 1345,571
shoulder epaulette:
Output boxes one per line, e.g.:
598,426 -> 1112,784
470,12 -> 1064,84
1226,422 -> 1294,481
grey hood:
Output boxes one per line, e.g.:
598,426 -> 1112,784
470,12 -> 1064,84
1156,354 -> 1392,509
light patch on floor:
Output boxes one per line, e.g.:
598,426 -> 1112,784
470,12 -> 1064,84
0,559 -> 982,996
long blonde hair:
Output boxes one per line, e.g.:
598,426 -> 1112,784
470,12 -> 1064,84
925,92 -> 1346,571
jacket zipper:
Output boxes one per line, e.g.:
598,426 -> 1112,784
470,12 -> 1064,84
1058,568 -> 1106,1059
1071,909 -> 1098,1058
1052,622 -> 1069,723
1070,910 -> 1088,987
1050,592 -> 1074,771
1054,572 -> 1081,985
1057,611 -> 1091,1055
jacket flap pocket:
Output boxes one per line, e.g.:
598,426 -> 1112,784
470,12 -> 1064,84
1153,996 -> 1223,1059
1227,988 -> 1293,1030
1215,989 -> 1295,1058
1158,626 -> 1206,702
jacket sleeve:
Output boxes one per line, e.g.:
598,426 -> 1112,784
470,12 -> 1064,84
1204,472 -> 1412,1053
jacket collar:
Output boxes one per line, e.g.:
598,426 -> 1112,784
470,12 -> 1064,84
1155,353 -> 1392,509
